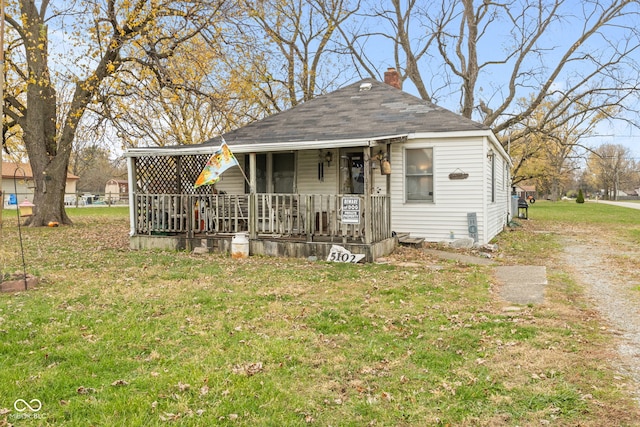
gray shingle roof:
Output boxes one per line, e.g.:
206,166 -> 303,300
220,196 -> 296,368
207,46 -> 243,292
203,78 -> 489,147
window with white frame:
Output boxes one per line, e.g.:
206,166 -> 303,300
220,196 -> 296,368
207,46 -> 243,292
405,147 -> 433,202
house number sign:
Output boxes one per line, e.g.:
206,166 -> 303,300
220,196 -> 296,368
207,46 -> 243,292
341,197 -> 361,224
327,245 -> 365,263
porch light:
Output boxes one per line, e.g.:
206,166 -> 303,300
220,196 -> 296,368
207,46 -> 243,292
325,151 -> 333,166
376,150 -> 391,175
18,198 -> 35,217
487,148 -> 495,159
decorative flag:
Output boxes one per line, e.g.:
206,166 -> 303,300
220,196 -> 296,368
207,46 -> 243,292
194,139 -> 239,188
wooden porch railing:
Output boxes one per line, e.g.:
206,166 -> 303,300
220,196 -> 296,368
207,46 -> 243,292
134,193 -> 391,243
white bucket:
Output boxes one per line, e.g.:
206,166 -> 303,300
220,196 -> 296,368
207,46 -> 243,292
231,232 -> 249,259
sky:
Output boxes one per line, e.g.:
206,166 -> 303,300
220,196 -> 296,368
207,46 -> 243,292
26,0 -> 640,164
354,0 -> 640,162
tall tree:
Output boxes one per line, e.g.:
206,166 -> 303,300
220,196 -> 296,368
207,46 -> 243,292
342,0 -> 640,168
95,23 -> 267,149
84,0 -> 361,150
240,0 -> 360,110
510,96 -> 608,199
2,0 -> 227,226
586,143 -> 634,200
70,145 -> 125,193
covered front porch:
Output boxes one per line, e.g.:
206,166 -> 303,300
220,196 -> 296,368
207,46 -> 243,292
126,146 -> 397,262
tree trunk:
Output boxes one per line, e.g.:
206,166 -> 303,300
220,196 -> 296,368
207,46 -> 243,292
26,155 -> 72,226
549,179 -> 560,202
20,1 -> 72,226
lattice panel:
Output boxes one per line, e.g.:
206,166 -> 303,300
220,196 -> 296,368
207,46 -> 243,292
180,155 -> 212,194
134,154 -> 213,194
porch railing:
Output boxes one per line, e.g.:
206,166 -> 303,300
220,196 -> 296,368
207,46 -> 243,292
134,193 -> 391,243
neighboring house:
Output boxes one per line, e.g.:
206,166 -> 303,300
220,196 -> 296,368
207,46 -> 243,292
104,179 -> 129,202
125,69 -> 512,261
2,162 -> 79,206
515,185 -> 536,201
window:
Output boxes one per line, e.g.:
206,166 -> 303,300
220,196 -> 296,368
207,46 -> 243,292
405,148 -> 433,202
244,153 -> 295,193
272,153 -> 295,193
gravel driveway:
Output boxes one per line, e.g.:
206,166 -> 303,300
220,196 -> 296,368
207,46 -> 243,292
558,217 -> 640,403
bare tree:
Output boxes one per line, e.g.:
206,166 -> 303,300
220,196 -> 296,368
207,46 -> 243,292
341,0 -> 640,164
239,0 -> 360,110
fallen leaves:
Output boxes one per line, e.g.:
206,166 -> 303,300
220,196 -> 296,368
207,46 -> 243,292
232,362 -> 264,376
77,386 -> 97,394
159,412 -> 181,422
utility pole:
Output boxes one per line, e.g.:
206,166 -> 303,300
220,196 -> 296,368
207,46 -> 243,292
615,154 -> 620,201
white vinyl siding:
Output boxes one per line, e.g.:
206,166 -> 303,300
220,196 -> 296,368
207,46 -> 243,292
212,154 -> 246,194
485,139 -> 510,241
296,149 -> 338,194
390,137 -> 489,243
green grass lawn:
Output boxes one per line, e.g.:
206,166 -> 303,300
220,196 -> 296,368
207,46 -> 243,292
1,202 -> 639,425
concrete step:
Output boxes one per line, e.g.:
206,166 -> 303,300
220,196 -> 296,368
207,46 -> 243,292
397,232 -> 425,247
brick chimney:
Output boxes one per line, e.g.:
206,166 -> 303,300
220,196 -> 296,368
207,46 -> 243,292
384,67 -> 401,90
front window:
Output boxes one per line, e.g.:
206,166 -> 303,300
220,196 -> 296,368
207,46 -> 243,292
244,153 -> 295,193
405,148 -> 433,202
272,152 -> 295,193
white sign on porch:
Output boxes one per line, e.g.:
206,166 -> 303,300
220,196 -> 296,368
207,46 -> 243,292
341,197 -> 361,224
327,245 -> 365,263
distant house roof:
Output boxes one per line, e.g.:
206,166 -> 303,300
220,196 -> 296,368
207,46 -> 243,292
2,162 -> 79,180
517,185 -> 536,192
126,77 -> 499,157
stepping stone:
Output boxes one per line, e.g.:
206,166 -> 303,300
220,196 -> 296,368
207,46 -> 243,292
495,266 -> 547,305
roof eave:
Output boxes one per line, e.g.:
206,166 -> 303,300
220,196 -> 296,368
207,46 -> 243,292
124,134 -> 410,158
409,129 -> 512,165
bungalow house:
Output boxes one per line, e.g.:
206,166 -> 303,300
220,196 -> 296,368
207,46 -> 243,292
125,69 -> 512,261
2,162 -> 79,206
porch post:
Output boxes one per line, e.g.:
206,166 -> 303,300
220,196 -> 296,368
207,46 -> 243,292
363,146 -> 372,244
386,143 -> 392,236
249,153 -> 257,240
127,156 -> 136,237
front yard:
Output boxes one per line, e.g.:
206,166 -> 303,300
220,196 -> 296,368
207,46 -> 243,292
0,204 -> 639,426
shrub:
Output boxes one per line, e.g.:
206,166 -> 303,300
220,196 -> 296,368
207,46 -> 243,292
576,188 -> 585,204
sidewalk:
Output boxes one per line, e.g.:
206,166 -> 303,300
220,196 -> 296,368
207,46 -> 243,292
592,200 -> 640,210
421,248 -> 547,305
